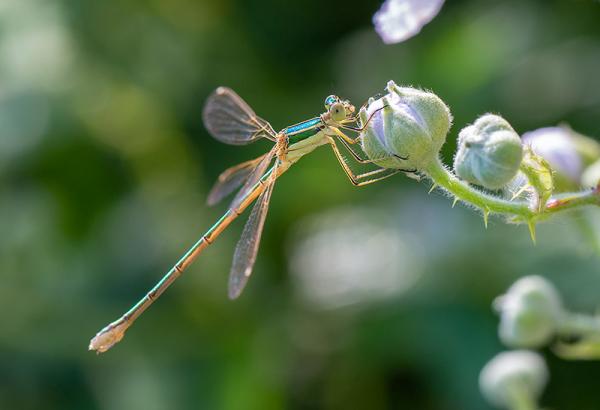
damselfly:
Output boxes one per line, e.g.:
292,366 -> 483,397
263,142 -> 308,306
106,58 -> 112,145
89,87 -> 410,353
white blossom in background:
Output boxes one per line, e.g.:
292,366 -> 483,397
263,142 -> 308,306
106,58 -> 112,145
288,207 -> 423,309
0,0 -> 73,169
373,0 -> 445,44
0,0 -> 73,92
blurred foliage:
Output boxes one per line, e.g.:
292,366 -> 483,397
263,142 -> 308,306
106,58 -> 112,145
1,0 -> 600,409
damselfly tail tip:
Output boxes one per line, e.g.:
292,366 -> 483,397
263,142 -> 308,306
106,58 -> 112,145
88,319 -> 129,354
228,285 -> 243,300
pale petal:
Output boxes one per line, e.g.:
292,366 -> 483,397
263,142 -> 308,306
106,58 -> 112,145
373,0 -> 445,44
522,126 -> 582,182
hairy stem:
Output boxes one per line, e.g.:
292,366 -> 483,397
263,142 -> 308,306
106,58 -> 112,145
424,156 -> 600,224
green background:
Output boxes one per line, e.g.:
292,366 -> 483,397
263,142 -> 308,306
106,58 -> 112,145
1,0 -> 600,408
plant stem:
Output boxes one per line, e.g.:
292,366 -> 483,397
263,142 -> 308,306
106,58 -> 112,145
424,156 -> 600,224
507,384 -> 538,410
559,313 -> 600,338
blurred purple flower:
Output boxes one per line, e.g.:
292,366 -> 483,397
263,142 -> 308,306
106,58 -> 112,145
373,0 -> 445,44
522,127 -> 582,183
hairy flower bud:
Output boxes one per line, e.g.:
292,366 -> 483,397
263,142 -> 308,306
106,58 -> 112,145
360,80 -> 452,172
453,114 -> 523,189
479,350 -> 548,409
494,276 -> 563,348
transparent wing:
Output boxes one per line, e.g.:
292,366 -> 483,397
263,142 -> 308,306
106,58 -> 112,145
230,148 -> 275,209
202,87 -> 277,145
207,154 -> 268,206
228,171 -> 277,299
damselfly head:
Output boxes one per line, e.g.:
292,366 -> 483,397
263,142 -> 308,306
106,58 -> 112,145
325,95 -> 355,122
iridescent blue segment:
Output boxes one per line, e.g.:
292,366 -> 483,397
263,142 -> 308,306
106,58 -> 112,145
284,117 -> 323,143
285,118 -> 321,134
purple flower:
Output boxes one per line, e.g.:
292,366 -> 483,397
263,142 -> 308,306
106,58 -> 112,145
373,0 -> 445,44
521,127 -> 582,184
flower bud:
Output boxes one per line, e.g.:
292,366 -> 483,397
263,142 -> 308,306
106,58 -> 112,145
494,275 -> 563,348
521,126 -> 583,191
569,127 -> 600,166
581,158 -> 600,189
453,114 -> 523,189
479,350 -> 548,409
360,80 -> 452,171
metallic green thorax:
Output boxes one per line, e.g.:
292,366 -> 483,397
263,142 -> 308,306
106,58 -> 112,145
283,117 -> 323,143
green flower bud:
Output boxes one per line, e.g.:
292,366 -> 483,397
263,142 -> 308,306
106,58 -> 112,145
360,80 -> 452,171
454,114 -> 523,189
494,275 -> 563,348
479,350 -> 548,409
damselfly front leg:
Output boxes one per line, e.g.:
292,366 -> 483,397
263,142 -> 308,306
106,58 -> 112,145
329,103 -> 410,162
338,136 -> 409,163
335,102 -> 390,139
326,126 -> 409,164
326,135 -> 415,186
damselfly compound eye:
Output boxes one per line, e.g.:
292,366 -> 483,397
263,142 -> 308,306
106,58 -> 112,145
330,102 -> 346,122
324,95 -> 338,110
